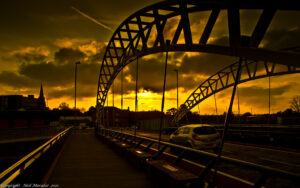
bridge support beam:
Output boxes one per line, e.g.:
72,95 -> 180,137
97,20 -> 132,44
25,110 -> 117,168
211,57 -> 243,185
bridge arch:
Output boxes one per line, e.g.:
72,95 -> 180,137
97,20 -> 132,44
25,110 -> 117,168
172,59 -> 300,123
96,0 -> 300,120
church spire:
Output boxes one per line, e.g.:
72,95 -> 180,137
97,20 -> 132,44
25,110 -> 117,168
39,83 -> 44,99
39,83 -> 46,109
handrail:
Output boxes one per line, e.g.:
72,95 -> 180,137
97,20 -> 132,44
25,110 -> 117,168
98,128 -> 300,185
0,127 -> 72,186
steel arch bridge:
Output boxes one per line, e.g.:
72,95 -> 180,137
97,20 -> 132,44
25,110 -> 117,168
172,59 -> 300,123
96,0 -> 300,121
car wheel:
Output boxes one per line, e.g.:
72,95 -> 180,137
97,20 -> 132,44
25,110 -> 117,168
185,143 -> 193,148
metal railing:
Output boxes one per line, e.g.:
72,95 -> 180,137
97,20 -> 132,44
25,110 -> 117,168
0,127 -> 72,186
97,127 -> 300,188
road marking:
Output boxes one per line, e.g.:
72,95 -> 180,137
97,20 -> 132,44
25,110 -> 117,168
225,142 -> 300,155
259,157 -> 300,167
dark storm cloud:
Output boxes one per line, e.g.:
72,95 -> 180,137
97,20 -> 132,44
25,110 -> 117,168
1,46 -> 49,66
179,53 -> 236,76
76,62 -> 100,84
0,40 -> 107,98
118,50 -> 236,95
13,53 -> 47,64
0,0 -> 160,47
179,75 -> 204,92
239,85 -> 293,108
0,0 -> 299,106
54,48 -> 86,64
124,56 -> 178,93
0,71 -> 36,88
217,84 -> 293,108
19,62 -> 74,86
16,47 -> 100,87
0,1 -> 80,45
239,85 -> 291,97
0,45 -> 101,99
47,88 -> 72,99
18,61 -> 100,88
262,27 -> 300,50
47,84 -> 96,99
85,43 -> 107,63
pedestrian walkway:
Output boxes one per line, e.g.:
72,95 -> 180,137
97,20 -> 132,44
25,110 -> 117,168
47,130 -> 155,188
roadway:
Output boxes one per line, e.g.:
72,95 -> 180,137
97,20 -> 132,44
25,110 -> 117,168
46,130 -> 155,188
121,130 -> 300,175
2,128 -> 297,187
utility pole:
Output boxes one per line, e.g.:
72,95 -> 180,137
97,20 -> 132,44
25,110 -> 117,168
158,40 -> 170,150
135,57 -> 139,138
174,69 -> 179,109
135,57 -> 139,112
74,61 -> 80,127
112,82 -> 114,107
237,85 -> 240,123
214,93 -> 218,115
237,86 -> 240,116
74,61 -> 80,110
269,76 -> 271,121
121,69 -> 123,110
112,83 -> 115,127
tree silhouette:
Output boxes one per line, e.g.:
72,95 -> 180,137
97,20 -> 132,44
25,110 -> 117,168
58,102 -> 70,110
290,96 -> 300,113
166,108 -> 177,115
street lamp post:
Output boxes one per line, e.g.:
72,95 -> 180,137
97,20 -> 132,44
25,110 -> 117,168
74,61 -> 81,111
158,39 -> 170,150
174,69 -> 179,109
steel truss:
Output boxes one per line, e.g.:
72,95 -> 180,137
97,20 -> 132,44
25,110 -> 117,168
173,60 -> 300,123
97,0 -> 300,121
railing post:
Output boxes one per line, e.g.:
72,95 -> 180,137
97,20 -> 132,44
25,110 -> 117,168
172,149 -> 185,165
154,145 -> 168,159
143,142 -> 154,152
135,139 -> 144,148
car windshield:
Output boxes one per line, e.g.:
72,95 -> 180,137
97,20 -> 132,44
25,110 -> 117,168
193,127 -> 217,135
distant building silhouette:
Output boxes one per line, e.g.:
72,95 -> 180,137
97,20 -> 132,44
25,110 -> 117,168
102,106 -> 164,128
0,84 -> 46,111
102,107 -> 130,127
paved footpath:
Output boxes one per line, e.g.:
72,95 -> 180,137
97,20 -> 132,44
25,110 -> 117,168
47,130 -> 155,188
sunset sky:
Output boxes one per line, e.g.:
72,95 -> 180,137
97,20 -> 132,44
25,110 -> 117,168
0,0 -> 299,114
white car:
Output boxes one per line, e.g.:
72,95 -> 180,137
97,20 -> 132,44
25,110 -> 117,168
170,124 -> 221,153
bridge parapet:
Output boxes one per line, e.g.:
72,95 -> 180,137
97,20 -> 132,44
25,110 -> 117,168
97,128 -> 300,188
0,127 -> 72,186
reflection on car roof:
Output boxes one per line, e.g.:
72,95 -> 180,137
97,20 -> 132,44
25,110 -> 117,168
181,124 -> 215,128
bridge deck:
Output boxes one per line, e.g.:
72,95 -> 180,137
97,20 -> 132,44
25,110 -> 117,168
47,130 -> 155,188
